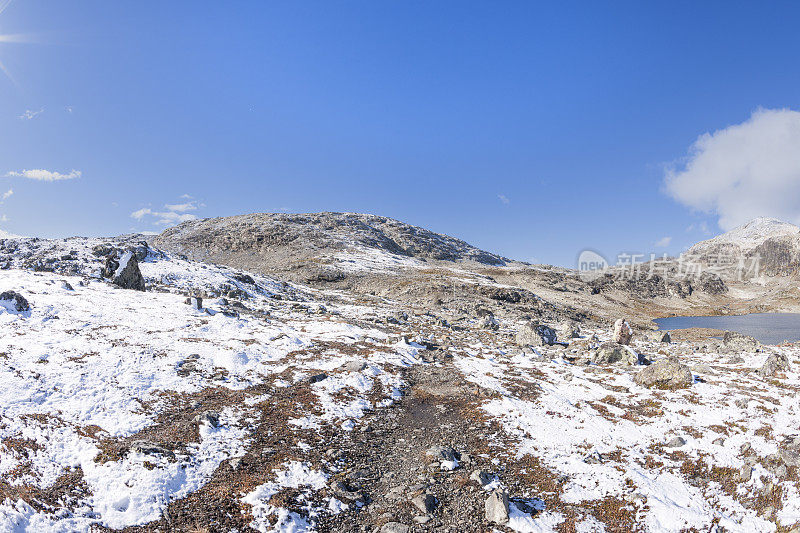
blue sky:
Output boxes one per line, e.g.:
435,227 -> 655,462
2,1 -> 800,266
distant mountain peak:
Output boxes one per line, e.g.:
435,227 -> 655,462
689,216 -> 800,255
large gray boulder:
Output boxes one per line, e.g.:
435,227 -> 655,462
759,353 -> 791,378
0,290 -> 30,312
592,342 -> 639,365
103,251 -> 146,291
634,359 -> 693,389
516,322 -> 557,347
723,331 -> 760,353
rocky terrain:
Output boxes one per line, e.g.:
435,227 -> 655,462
1,214 -> 800,532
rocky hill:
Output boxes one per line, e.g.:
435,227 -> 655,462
688,217 -> 800,277
152,212 -> 509,283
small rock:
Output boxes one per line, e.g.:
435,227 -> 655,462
307,373 -> 328,384
424,445 -> 456,464
380,523 -> 409,533
657,331 -> 671,343
185,296 -> 203,310
339,360 -> 368,373
516,322 -> 557,347
410,493 -> 436,514
738,464 -> 752,482
61,281 -> 74,291
712,437 -> 725,446
129,440 -> 173,457
470,469 -> 493,487
666,436 -> 687,448
485,490 -> 510,525
194,411 -> 220,428
613,318 -> 633,345
583,451 -> 604,464
412,516 -> 431,524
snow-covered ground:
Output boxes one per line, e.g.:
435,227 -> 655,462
0,243 -> 421,532
454,330 -> 800,532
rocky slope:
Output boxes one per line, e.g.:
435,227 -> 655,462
1,235 -> 799,533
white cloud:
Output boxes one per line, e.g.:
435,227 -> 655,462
164,201 -> 197,213
5,169 -> 81,181
19,108 -> 44,120
131,196 -> 202,226
1,189 -> 11,201
665,108 -> 800,230
654,236 -> 672,248
497,194 -> 510,205
0,214 -> 7,222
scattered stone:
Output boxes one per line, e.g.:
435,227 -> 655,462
470,469 -> 493,487
583,451 -> 604,464
129,440 -> 173,457
484,490 -> 510,525
424,445 -> 456,464
634,359 -> 693,389
410,493 -> 437,514
307,373 -> 328,384
339,360 -> 368,372
727,355 -> 745,365
712,437 -> 725,446
666,436 -> 686,448
592,342 -> 639,365
657,331 -> 671,343
740,442 -> 752,455
194,411 -> 220,428
61,281 -> 74,291
613,318 -> 633,345
738,464 -> 752,482
759,353 -> 791,378
516,322 -> 557,346
559,322 -> 581,341
412,516 -> 431,524
779,449 -> 800,467
185,296 -> 203,310
380,522 -> 409,533
0,290 -> 30,312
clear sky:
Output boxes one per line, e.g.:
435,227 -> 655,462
2,1 -> 800,266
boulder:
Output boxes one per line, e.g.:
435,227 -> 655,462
759,353 -> 791,378
103,251 -> 146,291
0,290 -> 30,312
559,322 -> 581,341
613,318 -> 633,345
592,342 -> 639,365
657,331 -> 671,343
516,322 -> 557,347
723,331 -> 760,353
634,359 -> 692,389
485,490 -> 510,525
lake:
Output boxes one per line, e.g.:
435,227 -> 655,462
654,313 -> 800,345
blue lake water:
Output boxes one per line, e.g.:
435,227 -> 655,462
654,313 -> 800,345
